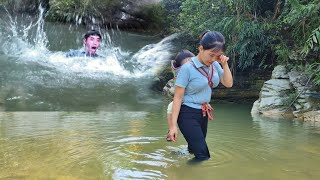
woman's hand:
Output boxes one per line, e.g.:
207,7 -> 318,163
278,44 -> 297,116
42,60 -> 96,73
168,125 -> 178,143
217,55 -> 229,67
218,54 -> 233,88
169,86 -> 185,143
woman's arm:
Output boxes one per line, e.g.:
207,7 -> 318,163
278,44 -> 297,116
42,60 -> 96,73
218,55 -> 233,88
167,86 -> 185,142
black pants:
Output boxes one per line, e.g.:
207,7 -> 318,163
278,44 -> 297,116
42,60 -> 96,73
178,105 -> 210,160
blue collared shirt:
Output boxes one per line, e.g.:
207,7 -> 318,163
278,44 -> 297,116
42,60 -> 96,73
175,57 -> 224,109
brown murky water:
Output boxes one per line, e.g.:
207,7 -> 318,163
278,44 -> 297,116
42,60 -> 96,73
1,103 -> 319,180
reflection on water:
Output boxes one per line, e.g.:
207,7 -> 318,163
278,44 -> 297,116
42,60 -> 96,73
1,104 -> 320,179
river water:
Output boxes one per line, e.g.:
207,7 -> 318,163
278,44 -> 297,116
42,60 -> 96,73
1,104 -> 320,179
0,8 -> 320,180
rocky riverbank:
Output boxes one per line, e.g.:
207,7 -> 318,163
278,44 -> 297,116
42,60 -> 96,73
251,65 -> 320,123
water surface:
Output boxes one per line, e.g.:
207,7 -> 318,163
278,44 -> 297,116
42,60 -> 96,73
1,8 -> 319,180
1,103 -> 320,179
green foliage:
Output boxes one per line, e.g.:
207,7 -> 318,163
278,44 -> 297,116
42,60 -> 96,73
167,0 -> 319,76
0,0 -> 7,5
281,0 -> 319,31
274,42 -> 290,64
135,3 -> 166,30
278,0 -> 320,57
48,0 -> 121,25
176,0 -> 273,70
178,0 -> 221,36
162,0 -> 183,33
46,0 -> 166,30
0,0 -> 45,14
282,90 -> 298,107
302,25 -> 320,55
281,0 -> 320,74
222,20 -> 271,70
306,62 -> 320,86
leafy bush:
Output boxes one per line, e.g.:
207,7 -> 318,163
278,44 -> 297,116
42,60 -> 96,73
47,0 -> 120,25
132,3 -> 166,30
0,0 -> 47,14
165,0 -> 319,77
302,25 -> 320,55
176,0 -> 273,71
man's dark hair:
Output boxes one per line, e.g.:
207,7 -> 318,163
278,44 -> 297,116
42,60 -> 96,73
84,29 -> 102,40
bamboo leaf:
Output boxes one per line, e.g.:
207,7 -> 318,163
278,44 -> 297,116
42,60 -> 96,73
316,31 -> 320,45
308,40 -> 314,49
312,35 -> 318,44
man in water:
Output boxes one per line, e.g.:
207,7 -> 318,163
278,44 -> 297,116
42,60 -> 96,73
66,29 -> 102,57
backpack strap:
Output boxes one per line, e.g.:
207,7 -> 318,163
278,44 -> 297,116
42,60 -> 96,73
190,61 -> 215,120
190,61 -> 214,88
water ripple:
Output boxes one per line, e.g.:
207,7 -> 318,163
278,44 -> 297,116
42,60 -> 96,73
132,160 -> 167,167
113,168 -> 165,180
112,136 -> 159,143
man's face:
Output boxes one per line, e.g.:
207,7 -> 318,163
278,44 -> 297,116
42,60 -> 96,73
83,35 -> 101,55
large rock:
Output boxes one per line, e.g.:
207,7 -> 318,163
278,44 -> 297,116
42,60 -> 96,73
262,79 -> 291,91
252,65 -> 320,119
288,68 -> 316,114
121,0 -> 162,13
116,0 -> 163,30
258,78 -> 291,110
271,65 -> 289,79
163,79 -> 175,99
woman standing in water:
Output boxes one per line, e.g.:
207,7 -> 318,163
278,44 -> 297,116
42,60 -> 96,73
167,31 -> 233,160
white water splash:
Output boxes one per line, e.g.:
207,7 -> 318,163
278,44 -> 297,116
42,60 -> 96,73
33,5 -> 48,50
131,34 -> 178,76
0,6 -> 178,81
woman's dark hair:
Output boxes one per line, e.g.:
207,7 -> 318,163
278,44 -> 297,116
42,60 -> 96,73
84,29 -> 102,40
173,50 -> 195,68
199,30 -> 225,51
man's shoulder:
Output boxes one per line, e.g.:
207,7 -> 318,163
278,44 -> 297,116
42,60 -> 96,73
65,50 -> 103,58
91,53 -> 104,58
65,49 -> 85,57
